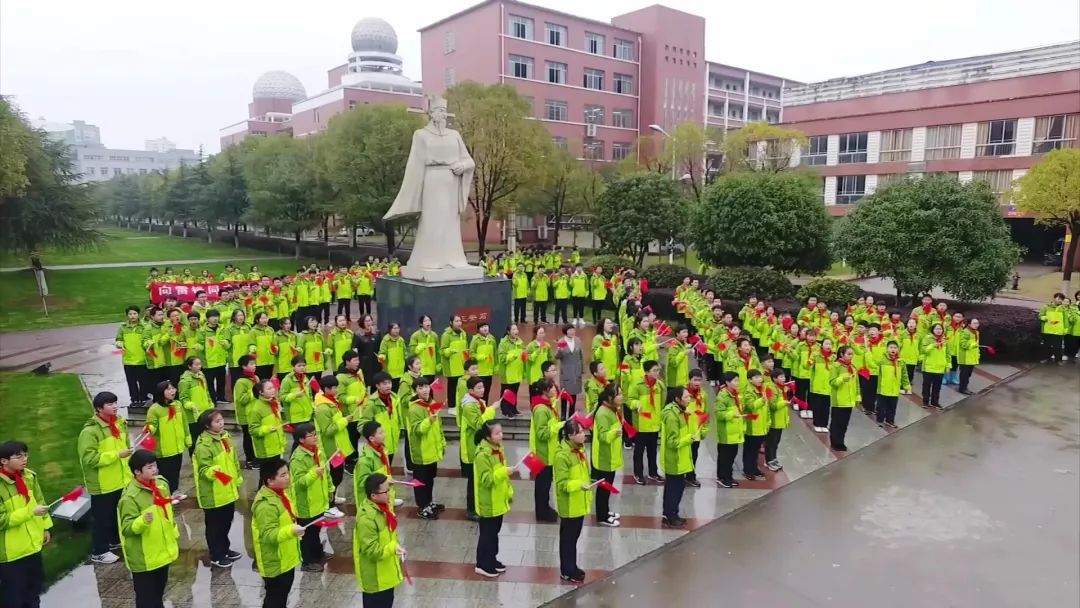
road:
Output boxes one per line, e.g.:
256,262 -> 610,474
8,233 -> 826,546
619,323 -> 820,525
549,363 -> 1080,608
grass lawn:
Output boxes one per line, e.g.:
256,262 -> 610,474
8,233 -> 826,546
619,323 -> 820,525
0,226 -> 279,268
0,258 -> 319,333
1006,270 -> 1077,301
0,372 -> 94,587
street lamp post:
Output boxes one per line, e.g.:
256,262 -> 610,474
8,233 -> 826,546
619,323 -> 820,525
648,123 -> 676,180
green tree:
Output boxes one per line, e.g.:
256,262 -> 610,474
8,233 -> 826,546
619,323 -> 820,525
187,149 -> 216,242
691,170 -> 831,273
447,82 -> 551,256
0,98 -> 34,198
208,148 -> 250,248
616,123 -> 723,202
835,175 -> 1020,302
1011,148 -> 1080,294
321,104 -> 424,252
720,122 -> 807,173
161,164 -> 197,236
594,172 -> 687,266
243,136 -> 321,258
519,144 -> 597,246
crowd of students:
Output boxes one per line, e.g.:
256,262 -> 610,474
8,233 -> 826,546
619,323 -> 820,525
8,256 -> 1052,608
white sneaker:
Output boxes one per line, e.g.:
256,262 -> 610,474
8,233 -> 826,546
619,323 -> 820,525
814,426 -> 828,433
599,516 -> 621,527
91,551 -> 120,564
324,507 -> 345,519
611,512 -> 621,519
393,498 -> 404,507
1063,355 -> 1071,361
333,495 -> 346,506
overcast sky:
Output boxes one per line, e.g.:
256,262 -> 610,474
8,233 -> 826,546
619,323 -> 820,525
3,0 -> 1077,154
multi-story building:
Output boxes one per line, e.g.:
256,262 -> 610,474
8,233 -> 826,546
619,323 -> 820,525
218,70 -> 308,148
39,119 -> 199,183
780,41 -> 1080,216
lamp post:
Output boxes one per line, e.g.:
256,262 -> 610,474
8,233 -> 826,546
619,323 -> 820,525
648,123 -> 676,180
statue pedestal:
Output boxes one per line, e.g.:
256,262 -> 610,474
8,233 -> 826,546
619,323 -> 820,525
399,265 -> 484,282
375,275 -> 511,336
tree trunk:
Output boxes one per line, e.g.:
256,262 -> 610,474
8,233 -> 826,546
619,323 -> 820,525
233,225 -> 240,249
1062,222 -> 1079,295
182,226 -> 188,238
477,211 -> 489,258
384,222 -> 395,254
352,226 -> 358,249
322,216 -> 329,245
168,221 -> 174,236
294,232 -> 301,259
207,227 -> 213,244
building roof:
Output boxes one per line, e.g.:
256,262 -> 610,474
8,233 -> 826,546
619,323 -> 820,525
705,60 -> 801,85
418,0 -> 641,35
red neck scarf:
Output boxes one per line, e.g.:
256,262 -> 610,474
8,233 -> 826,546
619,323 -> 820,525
98,413 -> 121,439
164,400 -> 177,421
887,354 -> 900,370
244,370 -> 259,382
571,446 -> 587,464
739,351 -> 753,370
869,335 -> 883,347
378,392 -> 394,417
325,393 -> 344,415
0,469 -> 29,502
530,395 -> 554,412
140,478 -> 171,519
490,444 -> 506,464
951,320 -> 962,330
687,387 -> 704,409
644,377 -> 657,408
294,372 -> 306,389
922,304 -> 933,315
724,386 -> 743,415
820,349 -> 833,369
304,445 -> 321,467
271,487 -> 297,521
595,376 -> 608,387
369,443 -> 390,473
221,435 -> 232,453
842,359 -> 856,377
375,500 -> 398,533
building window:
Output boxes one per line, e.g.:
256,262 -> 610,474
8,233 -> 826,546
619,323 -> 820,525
585,32 -> 604,55
583,68 -> 604,90
614,73 -> 634,95
836,175 -> 866,203
837,132 -> 868,164
84,154 -> 103,160
546,61 -> 567,85
728,105 -> 744,119
86,167 -> 95,175
612,142 -> 631,161
879,128 -> 912,162
509,15 -> 533,39
444,67 -> 456,88
100,167 -> 108,174
545,23 -> 567,47
973,170 -> 1014,203
584,105 -> 604,124
583,139 -> 604,160
612,108 -> 634,129
614,39 -> 634,60
113,168 -> 122,176
444,30 -> 455,53
108,155 -> 129,161
800,136 -> 827,166
976,119 -> 1016,157
544,100 -> 568,122
876,173 -> 905,187
1033,114 -> 1080,153
925,124 -> 962,160
509,55 -> 533,79
139,168 -> 148,174
552,136 -> 568,151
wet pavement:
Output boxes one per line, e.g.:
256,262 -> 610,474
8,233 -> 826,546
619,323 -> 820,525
550,364 -> 1080,608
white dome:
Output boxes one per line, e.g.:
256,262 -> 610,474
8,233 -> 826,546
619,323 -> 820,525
252,71 -> 307,102
351,17 -> 398,53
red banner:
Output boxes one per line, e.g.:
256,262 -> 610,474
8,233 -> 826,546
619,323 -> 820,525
148,281 -> 258,305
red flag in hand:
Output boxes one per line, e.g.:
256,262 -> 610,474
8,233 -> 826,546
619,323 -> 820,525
289,346 -> 300,356
604,281 -> 613,289
559,389 -> 573,402
428,401 -> 446,413
857,367 -> 871,380
688,334 -> 701,345
746,413 -> 759,421
695,410 -> 708,425
377,354 -> 387,366
431,377 -> 444,394
59,486 -> 85,503
313,519 -> 341,528
462,350 -> 470,361
694,342 -> 708,356
639,279 -> 649,293
766,388 -> 775,399
309,377 -> 321,394
596,479 -> 620,495
180,303 -> 192,314
312,351 -> 321,363
329,452 -> 345,468
520,351 -> 528,363
521,452 -> 546,477
283,424 -> 295,434
639,411 -> 653,419
270,344 -> 279,355
271,376 -> 282,391
140,435 -> 157,451
621,419 -> 638,438
618,363 -> 630,373
602,340 -> 611,348
557,341 -> 568,350
395,478 -> 426,487
213,470 -> 233,485
773,341 -> 782,352
501,388 -> 518,407
571,413 -> 594,430
985,345 -> 997,355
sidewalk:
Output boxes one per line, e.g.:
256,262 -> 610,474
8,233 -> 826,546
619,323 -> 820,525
0,256 -> 287,273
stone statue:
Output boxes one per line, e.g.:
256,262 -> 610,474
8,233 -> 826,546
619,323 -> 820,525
383,96 -> 483,281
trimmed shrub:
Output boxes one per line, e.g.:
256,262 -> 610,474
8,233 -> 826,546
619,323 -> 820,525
796,278 -> 861,306
640,264 -> 701,289
705,267 -> 795,301
586,255 -> 639,275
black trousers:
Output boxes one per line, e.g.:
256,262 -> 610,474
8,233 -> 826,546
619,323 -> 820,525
297,516 -> 323,565
534,465 -> 554,516
479,375 -> 493,404
810,392 -> 830,427
622,406 -> 634,448
362,588 -> 394,608
632,432 -> 659,479
876,395 -> 899,424
906,364 -> 917,385
330,462 -> 344,494
187,422 -> 201,456
0,551 -> 43,608
204,503 -> 235,562
662,473 -> 685,520
958,364 -> 975,392
764,428 -> 782,462
716,443 -> 739,483
123,364 -> 146,404
167,365 -> 184,387
242,427 -> 256,465
591,469 -> 616,520
157,453 -> 182,494
559,393 -> 576,419
513,298 -> 527,323
559,516 -> 584,576
461,461 -> 475,514
922,372 -> 943,406
501,382 -> 520,416
794,378 -> 810,403
446,376 -> 461,409
533,301 -> 548,324
412,462 -> 437,509
1066,335 -> 1080,359
90,490 -> 121,554
830,407 -> 853,450
336,298 -> 351,320
591,300 -> 604,324
256,365 -> 274,382
743,434 -> 765,476
320,302 -> 331,324
1044,333 -> 1062,360
689,441 -> 700,481
356,295 -> 373,316
572,297 -> 586,320
205,366 -> 227,402
476,515 -> 503,571
262,569 -> 295,608
132,565 -> 169,608
859,376 -> 878,412
553,299 -> 569,324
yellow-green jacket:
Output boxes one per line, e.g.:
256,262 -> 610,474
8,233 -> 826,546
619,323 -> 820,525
115,321 -> 147,366
473,440 -> 513,518
553,441 -> 592,518
497,337 -> 525,384
406,399 -> 446,466
360,392 -> 401,456
248,397 -> 286,459
0,468 -> 53,563
353,499 -> 404,593
78,415 -> 133,495
469,334 -> 498,377
714,387 -> 745,445
591,404 -> 624,472
378,335 -> 407,379
289,445 -> 331,519
144,401 -> 191,457
627,378 -> 665,433
829,363 -> 861,408
177,370 -> 213,425
314,393 -> 354,460
192,430 -> 242,509
408,329 -> 440,376
957,328 -> 982,366
921,335 -> 951,374
251,486 -> 301,578
279,372 -> 314,424
440,328 -> 469,378
528,399 -> 564,465
660,403 -> 693,475
457,395 -> 496,463
117,476 -> 179,573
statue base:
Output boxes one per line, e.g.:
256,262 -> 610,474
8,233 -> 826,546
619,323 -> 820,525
375,275 -> 511,337
399,264 -> 484,282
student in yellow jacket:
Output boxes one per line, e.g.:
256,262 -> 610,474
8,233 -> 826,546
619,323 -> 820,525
405,377 -> 447,520
763,369 -> 790,471
458,377 -> 497,520
251,313 -> 277,380
871,341 -> 910,428
659,387 -> 694,528
117,306 -> 149,406
921,324 -> 950,409
897,318 -> 922,393
360,373 -> 402,462
289,424 -> 332,572
144,380 -> 190,493
378,324 -> 408,391
312,376 -> 353,503
440,316 -> 470,407
177,356 -> 213,450
740,370 -> 771,480
956,319 -> 983,396
714,373 -> 746,489
354,474 -> 405,604
554,421 -> 594,583
354,421 -> 401,511
0,441 -> 54,607
525,326 -> 554,384
528,379 -> 564,522
628,361 -> 665,485
249,380 -> 286,461
469,323 -> 498,402
279,356 -> 315,426
497,325 -> 526,417
252,457 -> 303,608
192,410 -> 243,568
473,420 -> 516,578
1038,293 -> 1067,362
685,369 -> 709,487
328,315 -> 355,374
79,391 -> 133,564
118,450 -> 180,608
829,347 -> 861,452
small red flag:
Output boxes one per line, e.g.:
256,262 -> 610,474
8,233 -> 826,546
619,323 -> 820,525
639,411 -> 653,419
377,354 -> 386,366
694,342 -> 708,356
985,346 -> 997,355
313,518 -> 341,528
395,479 -> 426,487
601,340 -> 611,348
604,281 -> 612,289
180,303 -> 192,314
270,344 -> 279,355
773,341 -> 782,352
329,452 -> 345,468
259,295 -> 269,304
766,388 -> 775,399
521,351 -> 528,363
428,401 -> 445,413
289,346 -> 300,356
521,452 -> 546,476
462,350 -> 470,361
244,297 -> 253,306
140,435 -> 157,451
312,351 -> 321,363
173,323 -> 183,335
559,389 -> 572,402
427,345 -> 435,357
618,363 -> 630,372
271,376 -> 282,390
557,341 -> 568,350
283,424 -> 295,433
596,479 -> 620,495
858,367 -> 871,380
60,486 -> 85,503
695,410 -> 708,425
688,334 -> 701,345
621,419 -> 638,438
431,377 -> 444,393
213,470 -> 233,485
571,413 -> 593,430
501,388 -> 518,406
746,414 -> 759,421
639,279 -> 649,293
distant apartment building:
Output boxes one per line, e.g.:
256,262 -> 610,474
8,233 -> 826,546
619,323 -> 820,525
38,119 -> 199,183
780,41 -> 1080,216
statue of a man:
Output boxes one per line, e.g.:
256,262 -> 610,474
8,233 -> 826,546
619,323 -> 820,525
383,96 -> 481,280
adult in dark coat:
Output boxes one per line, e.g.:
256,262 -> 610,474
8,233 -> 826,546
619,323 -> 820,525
554,324 -> 584,419
352,314 -> 381,392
